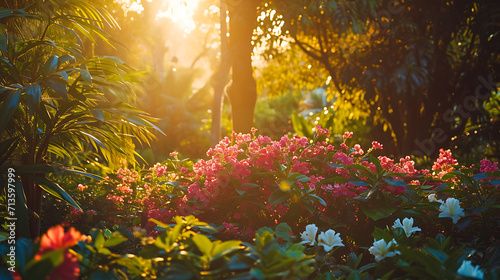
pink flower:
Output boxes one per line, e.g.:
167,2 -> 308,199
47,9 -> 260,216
77,184 -> 87,191
352,144 -> 364,155
432,149 -> 458,171
343,131 -> 353,140
480,159 -> 498,173
372,141 -> 383,150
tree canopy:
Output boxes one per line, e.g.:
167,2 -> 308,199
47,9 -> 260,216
257,0 -> 500,158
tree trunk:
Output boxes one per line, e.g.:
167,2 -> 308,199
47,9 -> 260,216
211,0 -> 231,147
227,0 -> 258,133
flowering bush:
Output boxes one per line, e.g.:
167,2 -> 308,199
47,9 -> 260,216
3,127 -> 499,279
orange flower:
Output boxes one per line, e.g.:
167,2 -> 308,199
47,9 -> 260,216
36,225 -> 82,280
38,225 -> 82,254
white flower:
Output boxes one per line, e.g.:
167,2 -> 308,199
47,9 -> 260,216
369,239 -> 401,262
457,260 -> 484,279
428,193 -> 444,203
392,217 -> 421,237
300,224 -> 318,245
439,197 -> 465,224
317,229 -> 344,252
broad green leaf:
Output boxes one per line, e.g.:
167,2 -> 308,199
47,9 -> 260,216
385,178 -> 407,187
472,173 -> 487,180
326,163 -> 344,168
148,218 -> 171,229
14,238 -> 35,272
0,232 -> 8,242
44,77 -> 68,99
32,175 -> 81,210
91,109 -> 104,121
240,183 -> 260,188
268,190 -> 290,205
103,232 -> 127,247
42,55 -> 58,75
61,168 -> 104,180
192,234 -> 212,256
434,183 -> 448,192
369,154 -> 383,174
363,205 -> 396,221
25,83 -> 41,116
211,240 -> 242,260
24,249 -> 65,280
0,87 -> 21,133
349,181 -> 369,186
275,223 -> 292,242
488,180 -> 500,185
0,136 -> 18,164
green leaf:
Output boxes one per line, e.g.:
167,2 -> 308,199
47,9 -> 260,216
472,173 -> 487,180
61,168 -> 104,180
275,223 -> 292,242
0,137 -> 18,165
25,83 -> 41,115
424,248 -> 447,263
192,234 -> 212,256
349,181 -> 369,186
488,180 -> 500,185
235,189 -> 245,195
78,66 -> 92,85
268,190 -> 290,205
103,232 -> 127,247
369,154 -> 383,174
240,183 -> 260,188
42,55 -> 58,75
93,230 -> 105,248
363,205 -> 396,221
0,87 -> 21,133
24,249 -> 65,280
79,131 -> 109,151
32,175 -> 81,210
0,232 -> 8,242
211,240 -> 242,260
148,218 -> 171,229
359,262 -> 378,272
326,163 -> 344,168
434,183 -> 448,192
307,193 -> 327,206
15,238 -> 35,272
91,109 -> 104,121
44,77 -> 68,99
385,178 -> 407,187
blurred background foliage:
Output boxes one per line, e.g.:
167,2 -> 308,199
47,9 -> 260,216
2,0 -> 499,165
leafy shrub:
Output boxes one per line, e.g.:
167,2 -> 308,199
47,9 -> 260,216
3,127 -> 499,279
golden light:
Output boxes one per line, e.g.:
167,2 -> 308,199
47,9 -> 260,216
156,0 -> 200,34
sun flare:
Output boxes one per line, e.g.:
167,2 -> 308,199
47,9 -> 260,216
156,0 -> 200,34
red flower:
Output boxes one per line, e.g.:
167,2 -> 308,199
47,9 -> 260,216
36,225 -> 82,280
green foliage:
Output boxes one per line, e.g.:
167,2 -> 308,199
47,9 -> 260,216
0,0 -> 160,237
258,0 -> 500,157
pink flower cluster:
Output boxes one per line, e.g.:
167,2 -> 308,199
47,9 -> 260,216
480,159 -> 499,173
152,163 -> 168,177
432,149 -> 459,178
